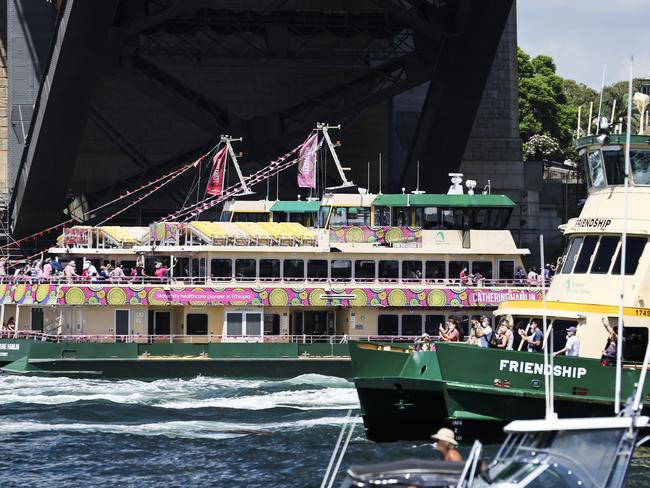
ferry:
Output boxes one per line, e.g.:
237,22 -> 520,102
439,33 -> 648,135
0,184 -> 538,378
348,129 -> 650,442
0,123 -> 540,379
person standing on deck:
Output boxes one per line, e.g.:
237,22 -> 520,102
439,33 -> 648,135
42,257 -> 52,280
474,316 -> 493,348
63,261 -> 78,284
553,326 -> 580,357
431,428 -> 463,462
519,320 -> 543,352
527,267 -> 539,286
439,319 -> 460,342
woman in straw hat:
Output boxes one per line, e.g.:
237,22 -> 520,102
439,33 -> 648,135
431,428 -> 463,462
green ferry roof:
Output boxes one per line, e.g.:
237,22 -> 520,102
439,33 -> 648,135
270,200 -> 321,213
576,134 -> 650,150
371,193 -> 515,208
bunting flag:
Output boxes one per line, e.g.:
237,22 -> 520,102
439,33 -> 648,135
206,147 -> 228,196
297,133 -> 318,188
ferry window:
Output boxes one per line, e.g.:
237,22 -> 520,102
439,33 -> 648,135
498,260 -> 515,280
588,150 -> 606,187
415,207 -> 439,229
612,237 -> 647,275
259,259 -> 280,280
355,260 -> 376,281
272,211 -> 288,223
264,314 -> 280,335
573,235 -> 598,273
392,207 -> 410,227
318,206 -> 331,228
449,261 -> 469,280
560,236 -> 583,274
489,208 -> 511,229
347,207 -> 370,226
472,208 -> 489,229
631,150 -> 650,185
441,209 -> 464,230
623,327 -> 648,362
225,312 -> 243,336
425,315 -> 445,335
192,258 -> 206,277
330,207 -> 348,226
378,315 -> 399,336
378,260 -> 399,282
402,261 -> 422,281
590,236 -> 620,273
175,257 -> 189,277
330,260 -> 352,281
603,149 -> 625,185
211,259 -> 232,280
425,261 -> 446,281
187,313 -> 208,335
374,206 -> 390,226
246,313 -> 262,336
232,212 -> 269,222
283,259 -> 304,280
235,259 -> 256,281
220,211 -> 232,222
31,308 -> 44,332
307,260 -> 328,281
471,261 -> 493,279
401,315 -> 422,335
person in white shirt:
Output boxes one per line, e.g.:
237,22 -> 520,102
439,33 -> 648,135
527,267 -> 539,286
553,326 -> 580,357
474,316 -> 493,348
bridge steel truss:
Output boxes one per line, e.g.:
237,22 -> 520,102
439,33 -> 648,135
9,0 -> 514,239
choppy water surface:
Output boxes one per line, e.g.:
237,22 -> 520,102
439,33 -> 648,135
0,374 -> 648,487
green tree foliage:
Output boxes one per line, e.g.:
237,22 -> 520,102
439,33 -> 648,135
518,47 -> 646,161
518,48 -> 575,160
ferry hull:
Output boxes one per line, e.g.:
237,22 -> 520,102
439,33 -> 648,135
0,339 -> 352,379
350,341 -> 650,443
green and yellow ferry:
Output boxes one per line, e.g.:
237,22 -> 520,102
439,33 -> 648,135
0,177 -> 538,379
349,133 -> 650,443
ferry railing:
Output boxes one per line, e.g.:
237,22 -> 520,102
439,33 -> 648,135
0,330 -> 429,345
0,275 -> 547,288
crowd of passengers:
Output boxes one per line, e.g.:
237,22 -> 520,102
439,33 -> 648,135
416,314 -> 620,365
0,255 -> 174,283
0,253 -> 561,286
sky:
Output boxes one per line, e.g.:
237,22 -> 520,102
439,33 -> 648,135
517,0 -> 649,88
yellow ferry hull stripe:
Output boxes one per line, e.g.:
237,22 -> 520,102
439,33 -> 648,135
497,300 -> 650,317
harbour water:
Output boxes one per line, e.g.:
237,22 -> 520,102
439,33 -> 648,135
1,374 -> 648,487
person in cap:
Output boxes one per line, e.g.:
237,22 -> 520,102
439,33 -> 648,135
553,326 -> 580,357
431,428 -> 463,462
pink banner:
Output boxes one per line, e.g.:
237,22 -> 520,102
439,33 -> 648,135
206,147 -> 228,196
297,133 -> 318,188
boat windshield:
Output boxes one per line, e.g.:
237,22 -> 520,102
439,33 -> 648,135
504,428 -> 622,486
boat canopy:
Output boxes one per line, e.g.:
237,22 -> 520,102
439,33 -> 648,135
270,200 -> 320,213
505,416 -> 649,433
372,193 -> 516,208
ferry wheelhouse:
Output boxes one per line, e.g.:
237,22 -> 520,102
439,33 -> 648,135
496,133 -> 650,361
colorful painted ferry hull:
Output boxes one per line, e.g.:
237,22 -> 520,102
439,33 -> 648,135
0,339 -> 351,379
350,341 -> 650,443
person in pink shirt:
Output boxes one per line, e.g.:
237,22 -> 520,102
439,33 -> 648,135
63,261 -> 78,284
439,318 -> 460,342
42,257 -> 53,280
154,259 -> 175,281
110,264 -> 125,282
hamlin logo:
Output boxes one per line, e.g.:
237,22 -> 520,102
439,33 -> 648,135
499,359 -> 587,379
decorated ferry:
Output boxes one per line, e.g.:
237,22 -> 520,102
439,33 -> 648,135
0,125 -> 539,379
349,125 -> 650,442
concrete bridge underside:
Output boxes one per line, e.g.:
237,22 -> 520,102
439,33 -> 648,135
8,0 -> 521,239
